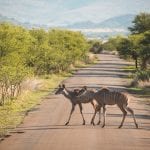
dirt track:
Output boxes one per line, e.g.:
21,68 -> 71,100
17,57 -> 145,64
0,54 -> 149,150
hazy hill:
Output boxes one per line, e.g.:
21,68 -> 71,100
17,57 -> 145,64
0,14 -> 48,29
66,21 -> 95,29
0,14 -> 21,25
96,14 -> 135,28
65,14 -> 135,29
0,14 -> 135,39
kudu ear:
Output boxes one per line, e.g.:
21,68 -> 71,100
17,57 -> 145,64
62,84 -> 65,88
83,86 -> 87,90
58,84 -> 61,88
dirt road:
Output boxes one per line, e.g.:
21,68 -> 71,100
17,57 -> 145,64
0,54 -> 149,150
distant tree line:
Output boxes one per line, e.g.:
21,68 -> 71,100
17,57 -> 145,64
103,12 -> 150,70
102,12 -> 150,84
0,23 -> 90,105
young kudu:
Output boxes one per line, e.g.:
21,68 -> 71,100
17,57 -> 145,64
55,84 -> 100,125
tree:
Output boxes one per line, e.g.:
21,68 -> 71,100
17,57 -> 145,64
117,37 -> 140,69
128,34 -> 144,69
88,40 -> 103,54
103,36 -> 124,51
139,31 -> 150,70
0,23 -> 32,58
0,53 -> 30,104
117,32 -> 150,70
129,12 -> 150,34
0,22 -> 90,105
117,37 -> 132,58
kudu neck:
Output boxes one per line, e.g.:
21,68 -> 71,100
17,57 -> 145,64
62,88 -> 72,99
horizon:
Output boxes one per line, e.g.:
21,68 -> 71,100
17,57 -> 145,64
0,0 -> 150,26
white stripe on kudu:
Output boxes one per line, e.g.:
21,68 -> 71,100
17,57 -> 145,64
92,88 -> 138,128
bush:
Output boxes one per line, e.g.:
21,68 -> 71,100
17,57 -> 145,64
136,70 -> 150,82
0,53 -> 31,105
88,40 -> 103,54
0,23 -> 90,105
131,70 -> 150,87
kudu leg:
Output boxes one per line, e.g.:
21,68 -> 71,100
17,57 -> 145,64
90,109 -> 97,125
78,104 -> 85,125
65,104 -> 75,125
97,106 -> 101,125
102,106 -> 106,128
126,106 -> 138,128
118,105 -> 127,128
90,101 -> 96,125
90,105 -> 101,125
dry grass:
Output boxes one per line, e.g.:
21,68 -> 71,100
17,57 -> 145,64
0,73 -> 70,137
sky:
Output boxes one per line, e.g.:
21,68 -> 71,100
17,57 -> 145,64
0,0 -> 150,26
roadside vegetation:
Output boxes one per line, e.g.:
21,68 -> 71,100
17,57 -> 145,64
103,12 -> 150,87
101,12 -> 150,106
0,23 -> 95,137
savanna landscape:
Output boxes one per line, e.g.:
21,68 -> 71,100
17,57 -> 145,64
0,0 -> 150,150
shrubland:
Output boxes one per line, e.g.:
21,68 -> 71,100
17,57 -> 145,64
0,23 -> 92,136
102,13 -> 150,86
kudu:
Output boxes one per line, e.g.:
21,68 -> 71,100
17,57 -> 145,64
55,84 -> 101,125
89,87 -> 138,128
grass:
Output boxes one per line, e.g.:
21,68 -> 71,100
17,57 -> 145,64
123,65 -> 136,73
124,66 -> 150,104
127,87 -> 150,95
127,87 -> 150,104
123,65 -> 150,105
0,73 -> 70,137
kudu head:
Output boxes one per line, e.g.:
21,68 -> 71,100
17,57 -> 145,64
74,86 -> 87,96
55,84 -> 66,95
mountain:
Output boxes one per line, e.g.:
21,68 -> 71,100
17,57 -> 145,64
0,13 -> 135,30
0,14 -> 135,40
0,14 -> 49,29
96,14 -> 135,28
66,21 -> 96,29
0,14 -> 21,25
65,14 -> 135,29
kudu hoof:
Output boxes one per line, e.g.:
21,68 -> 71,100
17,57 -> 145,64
102,124 -> 105,128
97,121 -> 101,125
82,122 -> 85,125
93,122 -> 95,126
118,125 -> 122,128
65,122 -> 69,126
90,121 -> 95,126
136,124 -> 138,129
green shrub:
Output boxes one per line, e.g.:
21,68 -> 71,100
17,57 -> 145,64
0,23 -> 90,105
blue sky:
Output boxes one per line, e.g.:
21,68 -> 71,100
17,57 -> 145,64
0,0 -> 150,25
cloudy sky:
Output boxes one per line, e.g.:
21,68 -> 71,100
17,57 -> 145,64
0,0 -> 150,25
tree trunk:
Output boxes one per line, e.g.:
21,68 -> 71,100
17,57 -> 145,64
135,58 -> 138,70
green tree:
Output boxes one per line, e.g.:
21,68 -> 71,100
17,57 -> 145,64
0,53 -> 30,104
139,31 -> 150,70
128,34 -> 144,69
0,23 -> 90,105
103,36 -> 124,51
129,12 -> 150,34
117,37 -> 140,69
0,23 -> 32,58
